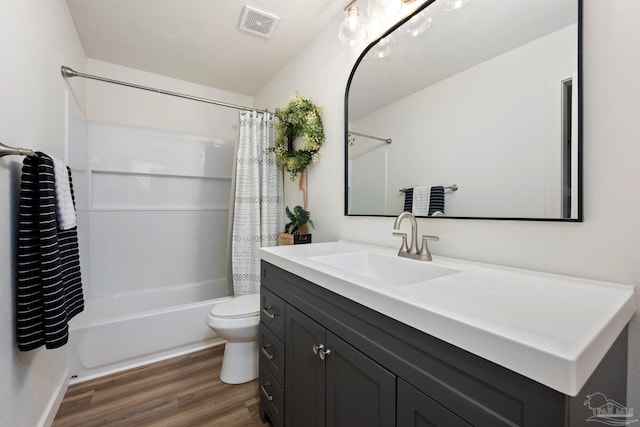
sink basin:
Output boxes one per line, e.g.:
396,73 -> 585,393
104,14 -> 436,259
310,251 -> 460,286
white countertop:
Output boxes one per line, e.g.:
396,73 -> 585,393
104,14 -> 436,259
260,240 -> 636,396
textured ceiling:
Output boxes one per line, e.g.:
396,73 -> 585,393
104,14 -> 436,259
66,0 -> 345,95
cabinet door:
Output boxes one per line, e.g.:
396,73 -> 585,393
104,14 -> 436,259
397,379 -> 472,427
325,332 -> 396,427
285,305 -> 326,427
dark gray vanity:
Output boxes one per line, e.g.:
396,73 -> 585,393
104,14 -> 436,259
258,260 -> 628,427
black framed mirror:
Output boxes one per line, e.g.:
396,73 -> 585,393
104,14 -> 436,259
345,0 -> 582,221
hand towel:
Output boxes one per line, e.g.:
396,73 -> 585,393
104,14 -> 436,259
412,187 -> 430,216
403,188 -> 414,212
51,156 -> 77,230
428,186 -> 445,216
16,153 -> 84,351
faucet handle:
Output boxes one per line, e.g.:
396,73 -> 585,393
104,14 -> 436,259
392,232 -> 409,254
418,235 -> 439,261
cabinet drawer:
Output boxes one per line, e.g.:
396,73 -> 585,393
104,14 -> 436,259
260,361 -> 285,427
259,323 -> 285,386
261,287 -> 285,341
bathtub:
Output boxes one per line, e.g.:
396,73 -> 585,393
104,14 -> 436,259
67,279 -> 231,383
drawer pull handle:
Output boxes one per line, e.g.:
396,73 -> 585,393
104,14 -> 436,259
262,307 -> 276,319
261,344 -> 275,360
261,382 -> 274,401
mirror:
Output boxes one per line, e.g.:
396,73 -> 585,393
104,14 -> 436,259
345,0 -> 581,221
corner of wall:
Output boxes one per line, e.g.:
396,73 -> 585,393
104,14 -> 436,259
39,371 -> 70,427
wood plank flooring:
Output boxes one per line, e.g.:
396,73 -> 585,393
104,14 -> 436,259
53,345 -> 270,427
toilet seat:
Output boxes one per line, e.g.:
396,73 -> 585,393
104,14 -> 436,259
210,294 -> 259,319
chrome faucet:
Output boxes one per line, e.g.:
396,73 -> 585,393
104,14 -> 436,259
392,212 -> 439,261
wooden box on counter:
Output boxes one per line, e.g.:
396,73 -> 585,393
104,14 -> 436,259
278,233 -> 312,246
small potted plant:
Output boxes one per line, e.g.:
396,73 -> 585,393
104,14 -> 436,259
279,206 -> 314,245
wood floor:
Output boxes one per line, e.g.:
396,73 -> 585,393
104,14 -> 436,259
53,345 -> 270,427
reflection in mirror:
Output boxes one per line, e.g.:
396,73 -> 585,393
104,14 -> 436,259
346,0 -> 581,220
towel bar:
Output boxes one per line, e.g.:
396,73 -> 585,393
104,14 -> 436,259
0,142 -> 34,157
399,185 -> 458,193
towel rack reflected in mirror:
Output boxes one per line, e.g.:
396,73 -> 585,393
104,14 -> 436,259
399,185 -> 458,193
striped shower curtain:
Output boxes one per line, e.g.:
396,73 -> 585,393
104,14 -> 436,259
231,111 -> 283,295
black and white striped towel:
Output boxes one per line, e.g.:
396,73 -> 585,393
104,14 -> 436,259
428,186 -> 445,216
403,188 -> 414,212
16,153 -> 84,351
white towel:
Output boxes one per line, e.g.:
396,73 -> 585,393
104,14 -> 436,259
411,187 -> 430,216
51,156 -> 77,230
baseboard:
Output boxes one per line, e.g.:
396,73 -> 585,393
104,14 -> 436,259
38,369 -> 70,427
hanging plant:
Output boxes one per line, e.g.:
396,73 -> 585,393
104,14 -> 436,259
269,92 -> 325,180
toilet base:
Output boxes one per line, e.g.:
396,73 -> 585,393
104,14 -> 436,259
219,340 -> 259,384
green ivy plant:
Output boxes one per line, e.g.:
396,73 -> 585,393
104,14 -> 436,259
285,205 -> 315,234
269,92 -> 325,180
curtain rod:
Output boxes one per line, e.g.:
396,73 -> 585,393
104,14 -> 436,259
60,66 -> 271,114
348,131 -> 392,144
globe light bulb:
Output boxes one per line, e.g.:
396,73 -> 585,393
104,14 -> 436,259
339,2 -> 368,46
438,0 -> 470,12
367,0 -> 403,22
404,10 -> 431,37
369,35 -> 396,59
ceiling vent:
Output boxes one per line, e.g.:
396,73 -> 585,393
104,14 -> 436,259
238,5 -> 280,38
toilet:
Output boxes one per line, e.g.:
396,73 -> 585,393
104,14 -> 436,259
206,293 -> 261,384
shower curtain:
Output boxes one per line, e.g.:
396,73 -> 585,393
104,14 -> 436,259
231,111 -> 283,295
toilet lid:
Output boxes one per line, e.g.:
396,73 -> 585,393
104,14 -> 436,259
210,293 -> 260,319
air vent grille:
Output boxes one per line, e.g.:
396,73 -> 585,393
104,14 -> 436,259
239,6 -> 280,38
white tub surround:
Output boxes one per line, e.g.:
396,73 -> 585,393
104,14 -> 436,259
260,241 -> 636,396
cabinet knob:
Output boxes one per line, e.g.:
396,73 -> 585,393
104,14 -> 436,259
312,344 -> 324,355
313,344 -> 332,360
319,347 -> 332,360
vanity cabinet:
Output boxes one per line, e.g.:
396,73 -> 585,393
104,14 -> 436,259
259,261 -> 628,427
285,304 -> 395,427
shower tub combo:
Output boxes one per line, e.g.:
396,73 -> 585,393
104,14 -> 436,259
67,120 -> 236,382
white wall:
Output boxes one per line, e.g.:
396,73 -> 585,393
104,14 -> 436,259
0,1 -> 87,426
255,0 -> 640,409
352,25 -> 577,218
86,59 -> 253,141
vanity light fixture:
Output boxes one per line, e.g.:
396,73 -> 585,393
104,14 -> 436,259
339,0 -> 434,46
367,0 -> 403,22
369,35 -> 396,58
438,0 -> 470,12
338,1 -> 368,46
404,10 -> 432,37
